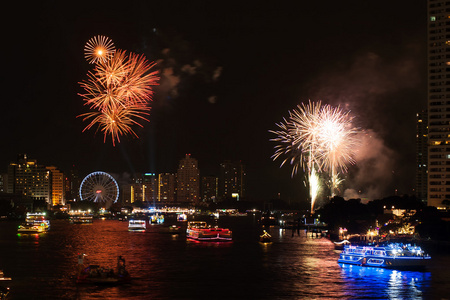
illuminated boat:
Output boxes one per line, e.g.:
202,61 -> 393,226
17,223 -> 48,233
186,221 -> 232,242
76,254 -> 130,285
18,212 -> 50,233
150,214 -> 164,224
128,219 -> 146,231
0,270 -> 11,281
70,214 -> 93,224
259,230 -> 272,243
338,243 -> 431,269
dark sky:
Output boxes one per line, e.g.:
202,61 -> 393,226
1,1 -> 426,204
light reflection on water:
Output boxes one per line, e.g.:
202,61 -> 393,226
0,218 -> 447,299
339,263 -> 431,299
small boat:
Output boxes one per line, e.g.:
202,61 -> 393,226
338,243 -> 431,270
0,286 -> 10,300
0,270 -> 11,281
333,239 -> 350,250
128,219 -> 146,231
159,225 -> 182,234
150,214 -> 164,224
260,230 -> 272,243
70,215 -> 93,224
186,221 -> 232,242
76,254 -> 130,285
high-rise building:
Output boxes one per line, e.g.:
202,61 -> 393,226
158,173 -> 176,205
0,173 -> 5,192
416,111 -> 428,203
64,166 -> 81,201
201,176 -> 218,204
122,173 -> 156,205
7,154 -> 51,204
219,160 -> 246,201
427,1 -> 450,208
176,154 -> 200,205
47,166 -> 65,206
143,173 -> 158,206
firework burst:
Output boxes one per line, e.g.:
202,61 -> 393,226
270,100 -> 359,211
78,48 -> 159,145
84,35 -> 116,64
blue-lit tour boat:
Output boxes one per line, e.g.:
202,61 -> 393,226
338,243 -> 431,269
186,221 -> 232,242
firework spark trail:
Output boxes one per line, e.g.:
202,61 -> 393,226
78,44 -> 159,145
79,104 -> 151,146
270,100 -> 358,212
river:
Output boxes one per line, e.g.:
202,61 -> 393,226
0,216 -> 449,299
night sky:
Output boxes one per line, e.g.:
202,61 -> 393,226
2,1 -> 426,204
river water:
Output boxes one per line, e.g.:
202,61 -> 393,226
0,216 -> 449,299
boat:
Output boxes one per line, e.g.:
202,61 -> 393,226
76,254 -> 130,285
0,269 -> 11,299
186,221 -> 232,242
0,270 -> 11,281
0,286 -> 10,300
150,214 -> 164,224
18,212 -> 50,233
159,225 -> 182,234
17,223 -> 48,233
128,219 -> 146,231
333,239 -> 351,250
338,243 -> 431,269
259,230 -> 272,243
70,214 -> 93,224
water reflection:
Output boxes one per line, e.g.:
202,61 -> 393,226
339,263 -> 431,299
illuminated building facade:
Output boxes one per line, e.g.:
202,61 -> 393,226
46,166 -> 65,206
158,173 -> 176,205
176,154 -> 200,205
219,160 -> 246,201
7,154 -> 51,204
427,0 -> 450,208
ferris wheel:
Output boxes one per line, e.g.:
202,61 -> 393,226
79,171 -> 119,208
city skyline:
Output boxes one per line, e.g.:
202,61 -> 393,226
1,1 -> 426,203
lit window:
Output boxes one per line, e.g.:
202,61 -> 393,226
431,16 -> 436,21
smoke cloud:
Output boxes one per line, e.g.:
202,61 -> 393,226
343,130 -> 397,201
306,43 -> 425,199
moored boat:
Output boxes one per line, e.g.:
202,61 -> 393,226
338,243 -> 431,270
186,221 -> 232,242
128,219 -> 146,231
